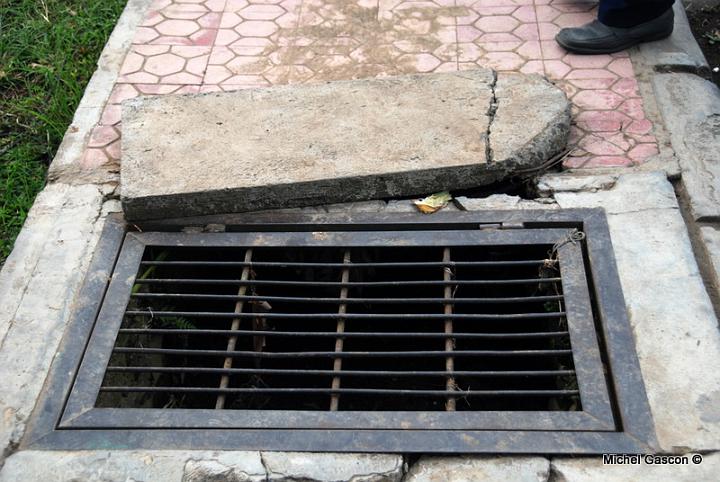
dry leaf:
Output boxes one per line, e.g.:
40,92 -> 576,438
413,191 -> 452,214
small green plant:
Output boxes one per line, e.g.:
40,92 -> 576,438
705,29 -> 720,45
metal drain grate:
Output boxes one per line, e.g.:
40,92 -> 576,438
101,242 -> 581,412
26,211 -> 657,453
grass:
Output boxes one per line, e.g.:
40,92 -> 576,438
0,0 -> 127,262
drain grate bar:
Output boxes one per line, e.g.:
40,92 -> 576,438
215,248 -> 252,409
123,311 -> 566,320
330,249 -> 351,410
112,347 -> 574,357
116,329 -> 571,339
98,387 -> 581,397
138,260 -> 550,268
105,367 -> 577,377
130,294 -> 566,304
443,248 -> 456,411
132,278 -> 563,286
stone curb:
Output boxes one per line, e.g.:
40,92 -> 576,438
633,2 -> 709,76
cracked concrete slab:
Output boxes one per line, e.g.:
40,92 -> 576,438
0,451 -> 267,482
262,452 -> 404,482
0,451 -> 403,482
404,456 -> 549,482
120,70 -> 569,220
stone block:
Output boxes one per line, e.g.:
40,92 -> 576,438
121,70 -> 570,220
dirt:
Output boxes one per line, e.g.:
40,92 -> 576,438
687,5 -> 720,86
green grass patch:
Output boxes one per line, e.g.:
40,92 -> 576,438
0,0 -> 127,262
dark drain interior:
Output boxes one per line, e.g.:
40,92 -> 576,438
99,244 -> 579,412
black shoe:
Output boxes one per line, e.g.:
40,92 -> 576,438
555,8 -> 674,54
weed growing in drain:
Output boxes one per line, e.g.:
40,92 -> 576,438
0,0 -> 126,262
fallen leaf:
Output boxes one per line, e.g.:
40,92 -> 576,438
413,191 -> 452,214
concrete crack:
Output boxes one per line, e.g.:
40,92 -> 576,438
486,71 -> 498,165
259,452 -> 271,482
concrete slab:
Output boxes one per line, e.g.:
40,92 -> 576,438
121,70 -> 569,220
652,73 -> 720,221
262,452 -> 404,482
404,456 -> 549,482
0,451 -> 267,482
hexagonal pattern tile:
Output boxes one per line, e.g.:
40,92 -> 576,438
118,45 -> 211,84
75,0 -> 659,176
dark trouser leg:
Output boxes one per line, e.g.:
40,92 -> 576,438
598,0 -> 675,28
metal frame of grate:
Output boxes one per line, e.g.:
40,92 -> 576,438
24,209 -> 657,454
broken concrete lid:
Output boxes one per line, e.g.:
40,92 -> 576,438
121,69 -> 570,220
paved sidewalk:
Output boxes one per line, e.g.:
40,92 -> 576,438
82,0 -> 659,172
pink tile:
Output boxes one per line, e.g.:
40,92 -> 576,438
144,52 -> 187,76
628,143 -> 659,162
477,32 -> 521,42
535,5 -> 560,22
543,59 -> 570,79
568,78 -> 615,89
519,60 -> 544,74
458,26 -> 482,42
540,39 -> 565,59
475,15 -> 520,33
80,148 -> 111,170
612,78 -> 640,97
537,22 -> 560,40
482,41 -> 522,52
607,58 -> 635,77
472,6 -> 517,15
517,41 -> 542,59
512,5 -> 537,22
398,53 -> 442,72
553,12 -> 595,28
563,155 -> 590,169
573,89 -> 624,110
618,98 -> 646,119
108,84 -> 140,104
133,27 -> 161,43
236,20 -> 279,37
564,68 -> 617,80
88,126 -> 120,148
512,23 -> 539,41
481,51 -> 525,70
580,134 -> 625,156
626,119 -> 653,135
238,4 -> 285,20
458,42 -> 483,62
105,138 -> 122,160
574,111 -> 631,132
562,53 -> 612,69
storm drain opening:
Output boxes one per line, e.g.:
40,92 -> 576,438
28,211 -> 657,454
99,243 -> 579,413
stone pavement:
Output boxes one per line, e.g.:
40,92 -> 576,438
80,0 -> 660,174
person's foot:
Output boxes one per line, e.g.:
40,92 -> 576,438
555,8 -> 674,54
